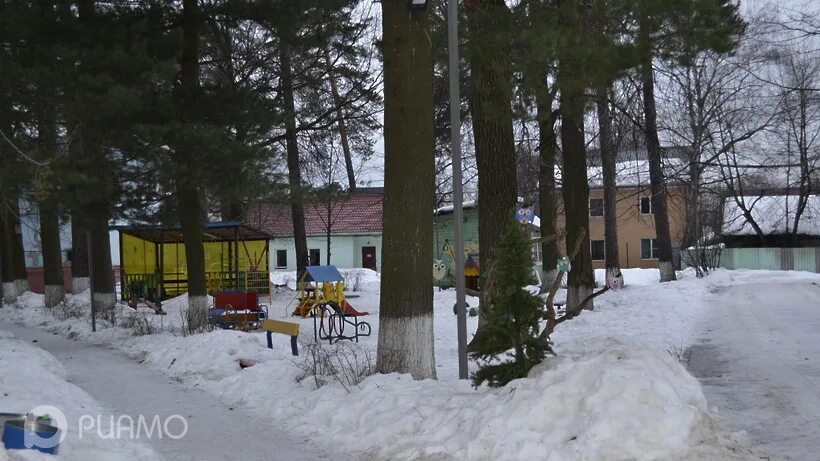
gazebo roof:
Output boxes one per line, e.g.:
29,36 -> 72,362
111,220 -> 271,243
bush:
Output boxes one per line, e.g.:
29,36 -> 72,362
51,300 -> 86,321
296,342 -> 375,392
120,312 -> 155,336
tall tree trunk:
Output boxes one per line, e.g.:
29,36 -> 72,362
682,160 -> 701,248
39,201 -> 64,307
86,207 -> 115,321
7,197 -> 29,294
70,210 -> 90,293
37,109 -> 65,307
0,204 -> 16,304
377,0 -> 436,380
324,46 -> 357,191
596,87 -> 622,287
177,0 -> 209,325
639,19 -> 676,282
558,2 -> 594,315
280,36 -> 309,276
536,86 -> 559,285
465,0 -> 518,347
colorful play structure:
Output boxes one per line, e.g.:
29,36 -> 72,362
292,265 -> 371,343
113,221 -> 271,313
207,291 -> 269,330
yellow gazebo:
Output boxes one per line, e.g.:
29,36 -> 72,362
113,221 -> 271,302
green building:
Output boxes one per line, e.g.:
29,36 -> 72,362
433,202 -> 542,289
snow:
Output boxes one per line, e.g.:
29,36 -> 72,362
723,194 -> 820,236
0,268 -> 776,460
556,158 -> 688,189
434,200 -> 477,214
685,270 -> 820,461
0,328 -> 161,461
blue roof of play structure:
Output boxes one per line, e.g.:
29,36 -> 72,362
304,265 -> 344,282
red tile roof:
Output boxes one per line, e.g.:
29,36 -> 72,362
247,191 -> 383,238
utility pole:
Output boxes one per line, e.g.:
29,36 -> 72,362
448,0 -> 468,380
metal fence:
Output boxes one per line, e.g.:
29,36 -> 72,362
716,247 -> 820,272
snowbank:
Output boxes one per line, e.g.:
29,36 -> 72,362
0,269 -> 769,460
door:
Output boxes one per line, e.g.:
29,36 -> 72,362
309,249 -> 320,266
361,246 -> 377,270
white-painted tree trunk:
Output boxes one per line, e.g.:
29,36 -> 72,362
14,278 -> 29,295
94,291 -> 116,323
3,282 -> 17,304
605,267 -> 624,290
44,285 -> 65,308
186,295 -> 210,334
71,276 -> 90,294
659,261 -> 676,283
377,314 -> 436,380
567,284 -> 593,315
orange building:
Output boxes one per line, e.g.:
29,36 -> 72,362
552,157 -> 688,269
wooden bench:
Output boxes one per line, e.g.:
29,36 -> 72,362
259,319 -> 300,356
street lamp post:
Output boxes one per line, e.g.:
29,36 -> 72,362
448,0 -> 468,380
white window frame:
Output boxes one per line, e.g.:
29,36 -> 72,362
640,238 -> 659,260
640,196 -> 654,215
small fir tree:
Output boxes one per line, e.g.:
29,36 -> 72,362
470,219 -> 549,387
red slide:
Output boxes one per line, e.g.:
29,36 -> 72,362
341,300 -> 369,316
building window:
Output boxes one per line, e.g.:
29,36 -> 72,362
309,249 -> 320,266
641,238 -> 659,260
275,249 -> 287,268
589,198 -> 604,217
640,196 -> 653,215
590,240 -> 606,261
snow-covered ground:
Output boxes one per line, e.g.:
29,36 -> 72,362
685,270 -> 820,461
0,268 -> 791,460
0,328 -> 161,461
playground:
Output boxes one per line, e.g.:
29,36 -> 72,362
113,221 -> 271,314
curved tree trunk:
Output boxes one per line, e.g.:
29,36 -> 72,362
596,87 -> 622,288
639,19 -> 676,282
465,0 -> 518,347
377,0 -> 436,380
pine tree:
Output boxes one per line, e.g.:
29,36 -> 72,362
377,0 -> 436,380
631,0 -> 745,282
470,219 -> 549,387
464,0 -> 519,349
